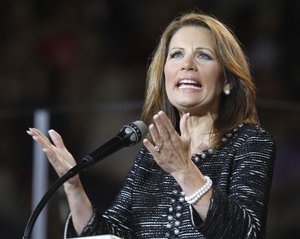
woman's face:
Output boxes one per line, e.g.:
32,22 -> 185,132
164,26 -> 225,116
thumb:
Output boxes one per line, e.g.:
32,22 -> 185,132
180,113 -> 190,142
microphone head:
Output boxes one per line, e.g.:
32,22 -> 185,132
122,120 -> 148,146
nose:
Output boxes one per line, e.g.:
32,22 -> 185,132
181,55 -> 197,71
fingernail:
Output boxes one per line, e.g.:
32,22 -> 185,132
32,136 -> 37,140
186,112 -> 190,117
149,124 -> 155,130
26,130 -> 32,135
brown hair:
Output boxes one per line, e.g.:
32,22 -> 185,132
141,12 -> 259,148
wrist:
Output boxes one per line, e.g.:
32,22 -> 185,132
63,175 -> 82,193
184,176 -> 213,204
172,162 -> 206,191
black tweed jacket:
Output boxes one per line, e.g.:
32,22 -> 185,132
65,124 -> 276,239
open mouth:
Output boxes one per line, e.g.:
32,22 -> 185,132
177,79 -> 202,90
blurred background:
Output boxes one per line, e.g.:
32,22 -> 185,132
0,0 -> 299,238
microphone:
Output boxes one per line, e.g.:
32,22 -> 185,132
22,120 -> 148,238
78,120 -> 148,169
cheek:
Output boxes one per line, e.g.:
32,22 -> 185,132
164,65 -> 174,88
207,68 -> 224,92
164,64 -> 172,81
165,79 -> 173,99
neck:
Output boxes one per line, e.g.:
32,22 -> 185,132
183,112 -> 216,155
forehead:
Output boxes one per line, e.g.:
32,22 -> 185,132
169,26 -> 214,49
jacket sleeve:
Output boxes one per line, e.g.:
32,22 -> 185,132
193,127 -> 276,239
64,148 -> 147,239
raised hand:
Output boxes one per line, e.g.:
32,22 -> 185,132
27,128 -> 77,180
27,128 -> 94,234
143,111 -> 193,177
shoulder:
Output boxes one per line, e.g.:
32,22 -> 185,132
235,124 -> 275,144
231,124 -> 276,157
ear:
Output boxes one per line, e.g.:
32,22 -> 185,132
223,83 -> 231,95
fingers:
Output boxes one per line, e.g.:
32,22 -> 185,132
152,111 -> 174,142
27,128 -> 53,150
180,112 -> 190,141
143,111 -> 172,155
149,112 -> 172,153
153,111 -> 189,145
27,128 -> 77,178
148,123 -> 161,145
144,111 -> 189,152
143,138 -> 158,156
48,129 -> 66,150
155,111 -> 173,133
27,128 -> 69,162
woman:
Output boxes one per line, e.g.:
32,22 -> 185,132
27,12 -> 275,238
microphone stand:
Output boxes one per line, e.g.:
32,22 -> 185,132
22,159 -> 90,239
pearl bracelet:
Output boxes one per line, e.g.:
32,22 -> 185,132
184,176 -> 213,205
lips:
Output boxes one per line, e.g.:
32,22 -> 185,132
176,79 -> 202,90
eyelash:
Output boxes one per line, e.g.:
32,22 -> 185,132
169,51 -> 212,60
169,51 -> 182,59
197,53 -> 211,60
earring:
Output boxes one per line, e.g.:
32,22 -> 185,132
223,84 -> 230,95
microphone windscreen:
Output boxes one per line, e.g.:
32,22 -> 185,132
133,120 -> 148,138
125,120 -> 148,145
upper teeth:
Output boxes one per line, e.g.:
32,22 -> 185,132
178,79 -> 201,90
179,79 -> 198,84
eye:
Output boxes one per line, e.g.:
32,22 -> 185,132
196,52 -> 212,61
169,51 -> 183,59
